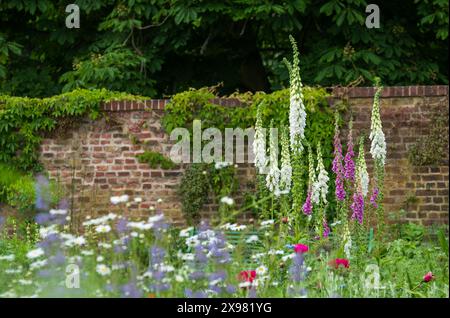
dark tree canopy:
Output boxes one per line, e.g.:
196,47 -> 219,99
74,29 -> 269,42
0,0 -> 448,98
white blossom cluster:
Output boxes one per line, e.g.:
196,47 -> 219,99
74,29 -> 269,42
220,196 -> 234,206
356,139 -> 370,197
252,105 -> 268,174
265,127 -> 280,194
343,223 -> 352,259
369,85 -> 386,165
312,144 -> 329,204
279,127 -> 292,192
287,36 -> 307,154
214,161 -> 232,170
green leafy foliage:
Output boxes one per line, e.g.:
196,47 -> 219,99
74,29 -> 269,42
0,164 -> 62,214
136,150 -> 175,169
178,163 -> 210,224
178,163 -> 238,225
0,88 -> 148,172
0,34 -> 22,79
0,211 -> 448,297
0,1 -> 447,98
408,113 -> 449,166
0,164 -> 35,213
164,86 -> 343,218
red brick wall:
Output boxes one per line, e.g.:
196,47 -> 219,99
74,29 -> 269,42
332,86 -> 449,226
39,86 -> 449,226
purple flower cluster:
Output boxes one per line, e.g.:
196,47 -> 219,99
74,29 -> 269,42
35,174 -> 51,211
332,132 -> 343,174
147,244 -> 171,294
370,187 -> 379,208
287,252 -> 308,297
185,223 -> 235,297
344,130 -> 355,180
335,178 -> 346,201
302,191 -> 313,215
350,193 -> 364,224
333,131 -> 346,201
121,281 -> 142,298
323,220 -> 330,238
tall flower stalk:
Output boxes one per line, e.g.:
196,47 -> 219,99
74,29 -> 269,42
302,145 -> 315,216
253,104 -> 267,175
279,126 -> 293,222
284,35 -> 307,232
332,113 -> 346,202
284,35 -> 307,155
312,143 -> 329,205
344,119 -> 355,181
355,137 -> 369,198
313,143 -> 329,238
279,126 -> 292,193
369,80 -> 386,166
351,137 -> 368,225
265,122 -> 280,195
369,79 -> 386,239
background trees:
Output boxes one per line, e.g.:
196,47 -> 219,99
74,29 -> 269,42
0,0 -> 448,98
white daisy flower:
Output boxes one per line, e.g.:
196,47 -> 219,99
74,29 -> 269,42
246,235 -> 259,243
49,209 -> 67,215
256,265 -> 268,276
96,264 -> 111,276
220,196 -> 234,206
0,254 -> 15,261
95,225 -> 111,233
30,260 -> 47,270
26,248 -> 44,259
179,227 -> 194,238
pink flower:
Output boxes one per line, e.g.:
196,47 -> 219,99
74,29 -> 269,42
294,244 -> 309,254
351,192 -> 364,224
323,220 -> 330,238
333,129 -> 346,201
370,187 -> 379,208
344,128 -> 355,181
239,270 -> 257,283
302,191 -> 313,215
331,258 -> 350,269
423,272 -> 434,283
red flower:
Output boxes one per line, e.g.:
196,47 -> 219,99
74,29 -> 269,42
332,258 -> 350,269
294,244 -> 309,254
423,272 -> 434,283
239,270 -> 257,283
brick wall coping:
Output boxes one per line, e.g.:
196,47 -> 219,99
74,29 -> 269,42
101,85 -> 449,112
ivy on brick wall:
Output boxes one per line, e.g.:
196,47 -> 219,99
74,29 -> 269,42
178,163 -> 238,225
0,88 -> 148,172
136,151 -> 176,169
408,112 -> 449,166
162,86 -> 346,166
163,86 -> 347,220
165,87 -> 333,171
0,163 -> 63,214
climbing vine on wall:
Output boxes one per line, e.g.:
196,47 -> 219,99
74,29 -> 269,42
408,111 -> 449,166
178,163 -> 238,225
136,151 -> 176,169
163,86 -> 348,220
162,86 -> 346,166
0,88 -> 148,172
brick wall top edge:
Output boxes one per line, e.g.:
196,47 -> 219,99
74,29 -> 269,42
100,85 -> 449,111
